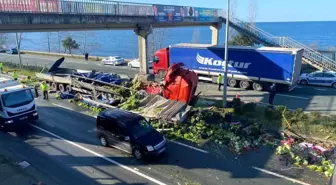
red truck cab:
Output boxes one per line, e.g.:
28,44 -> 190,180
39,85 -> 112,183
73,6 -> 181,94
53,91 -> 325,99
153,48 -> 170,77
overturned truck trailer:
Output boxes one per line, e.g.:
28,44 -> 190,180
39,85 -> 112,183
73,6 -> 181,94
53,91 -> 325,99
35,58 -> 190,123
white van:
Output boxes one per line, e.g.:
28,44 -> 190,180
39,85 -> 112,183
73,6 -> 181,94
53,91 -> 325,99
0,78 -> 38,129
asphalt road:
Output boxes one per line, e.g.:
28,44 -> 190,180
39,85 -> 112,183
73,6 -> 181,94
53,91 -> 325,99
1,53 -> 336,115
0,97 -> 328,185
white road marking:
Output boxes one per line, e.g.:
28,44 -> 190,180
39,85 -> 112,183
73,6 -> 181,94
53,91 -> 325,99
252,166 -> 311,185
315,88 -> 327,91
277,94 -> 309,100
29,124 -> 167,185
170,141 -> 209,154
18,161 -> 30,169
52,103 -> 74,111
87,127 -> 97,132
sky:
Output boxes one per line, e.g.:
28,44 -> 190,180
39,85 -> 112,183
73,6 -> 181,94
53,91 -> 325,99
117,0 -> 336,22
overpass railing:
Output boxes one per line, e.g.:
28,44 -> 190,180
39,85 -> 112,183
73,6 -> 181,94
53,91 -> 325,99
0,0 -> 221,21
224,13 -> 336,71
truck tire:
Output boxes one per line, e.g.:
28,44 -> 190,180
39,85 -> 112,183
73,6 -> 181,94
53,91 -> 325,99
228,78 -> 238,87
58,84 -> 65,92
66,85 -> 72,92
253,82 -> 263,91
239,80 -> 250,89
51,83 -> 57,91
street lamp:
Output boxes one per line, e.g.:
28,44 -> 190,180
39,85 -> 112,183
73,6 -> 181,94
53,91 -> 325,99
223,0 -> 230,107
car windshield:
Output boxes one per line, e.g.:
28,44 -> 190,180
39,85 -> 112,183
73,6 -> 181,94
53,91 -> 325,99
115,57 -> 122,59
2,89 -> 34,108
131,118 -> 154,138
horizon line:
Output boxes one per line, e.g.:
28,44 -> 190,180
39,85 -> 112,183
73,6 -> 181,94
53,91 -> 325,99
256,20 -> 336,23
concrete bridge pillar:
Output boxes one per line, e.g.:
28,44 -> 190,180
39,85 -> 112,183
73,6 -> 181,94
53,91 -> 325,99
210,24 -> 222,45
134,25 -> 152,75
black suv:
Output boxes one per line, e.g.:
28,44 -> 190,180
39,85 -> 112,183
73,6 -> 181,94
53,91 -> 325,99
96,109 -> 167,160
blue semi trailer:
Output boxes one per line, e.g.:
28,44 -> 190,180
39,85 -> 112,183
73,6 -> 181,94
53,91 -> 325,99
153,43 -> 304,91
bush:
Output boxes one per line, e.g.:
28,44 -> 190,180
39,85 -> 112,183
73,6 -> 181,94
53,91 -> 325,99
242,102 -> 256,114
232,98 -> 243,114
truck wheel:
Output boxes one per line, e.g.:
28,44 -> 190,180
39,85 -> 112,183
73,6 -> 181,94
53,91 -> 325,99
58,84 -> 65,92
300,80 -> 308,86
66,85 -> 72,92
253,82 -> 263,91
51,83 -> 57,91
228,78 -> 237,87
239,80 -> 250,89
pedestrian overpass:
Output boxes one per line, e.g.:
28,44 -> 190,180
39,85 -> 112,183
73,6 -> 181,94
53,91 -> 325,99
0,0 -> 335,74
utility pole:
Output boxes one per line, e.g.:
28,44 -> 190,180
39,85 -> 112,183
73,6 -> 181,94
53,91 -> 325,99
15,32 -> 22,69
223,0 -> 230,107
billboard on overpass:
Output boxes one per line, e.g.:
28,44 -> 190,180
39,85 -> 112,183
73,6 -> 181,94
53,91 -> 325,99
0,0 -> 37,12
39,0 -> 59,12
119,4 -> 153,16
60,0 -> 117,15
153,5 -> 184,22
194,7 -> 218,22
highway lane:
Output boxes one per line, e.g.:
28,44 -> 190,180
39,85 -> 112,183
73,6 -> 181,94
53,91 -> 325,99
0,53 -> 139,78
2,97 -> 325,185
1,96 -> 319,185
1,53 -> 336,115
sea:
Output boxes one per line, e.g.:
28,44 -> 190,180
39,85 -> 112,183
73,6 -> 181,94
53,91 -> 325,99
9,21 -> 336,59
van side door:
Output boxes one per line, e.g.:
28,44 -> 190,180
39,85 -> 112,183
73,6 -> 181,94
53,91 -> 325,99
104,118 -> 119,147
115,122 -> 132,153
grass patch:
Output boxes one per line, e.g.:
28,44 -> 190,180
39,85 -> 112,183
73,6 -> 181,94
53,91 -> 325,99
1,61 -> 45,83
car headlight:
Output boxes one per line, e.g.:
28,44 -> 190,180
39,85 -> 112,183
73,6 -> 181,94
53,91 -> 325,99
146,145 -> 154,152
5,120 -> 13,124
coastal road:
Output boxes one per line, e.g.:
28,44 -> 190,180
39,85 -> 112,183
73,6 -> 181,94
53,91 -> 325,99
1,53 -> 336,115
0,97 -> 328,185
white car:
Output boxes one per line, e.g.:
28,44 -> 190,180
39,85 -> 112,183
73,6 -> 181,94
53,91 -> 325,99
128,59 -> 153,68
299,71 -> 336,88
102,56 -> 125,66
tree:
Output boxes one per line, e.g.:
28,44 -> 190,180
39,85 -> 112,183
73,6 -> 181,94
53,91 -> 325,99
247,0 -> 258,26
228,0 -> 258,46
0,33 -> 7,47
228,33 -> 254,46
78,31 -> 99,54
62,36 -> 79,54
192,29 -> 200,44
44,32 -> 52,52
15,33 -> 23,68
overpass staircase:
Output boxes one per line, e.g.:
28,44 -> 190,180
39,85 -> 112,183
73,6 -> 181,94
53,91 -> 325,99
223,17 -> 336,72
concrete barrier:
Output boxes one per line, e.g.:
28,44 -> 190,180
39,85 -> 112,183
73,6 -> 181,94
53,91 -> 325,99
21,50 -> 131,62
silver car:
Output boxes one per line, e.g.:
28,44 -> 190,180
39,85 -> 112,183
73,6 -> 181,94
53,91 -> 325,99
299,71 -> 336,88
102,56 -> 125,66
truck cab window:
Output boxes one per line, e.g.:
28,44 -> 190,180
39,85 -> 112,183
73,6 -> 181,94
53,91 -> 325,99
154,56 -> 160,63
